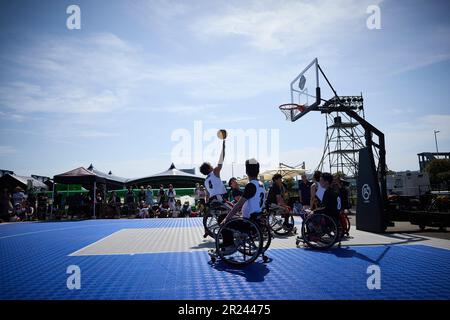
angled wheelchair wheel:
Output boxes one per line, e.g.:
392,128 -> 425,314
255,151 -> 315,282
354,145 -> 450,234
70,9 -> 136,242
301,213 -> 338,250
203,206 -> 228,239
268,209 -> 295,236
216,218 -> 263,266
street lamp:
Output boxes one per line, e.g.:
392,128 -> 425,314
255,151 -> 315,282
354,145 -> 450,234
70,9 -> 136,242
434,130 -> 440,153
232,162 -> 236,177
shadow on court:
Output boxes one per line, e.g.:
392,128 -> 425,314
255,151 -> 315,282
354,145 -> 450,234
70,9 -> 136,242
209,260 -> 271,282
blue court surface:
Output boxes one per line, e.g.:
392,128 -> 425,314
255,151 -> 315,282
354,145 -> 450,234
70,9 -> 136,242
1,218 -> 449,300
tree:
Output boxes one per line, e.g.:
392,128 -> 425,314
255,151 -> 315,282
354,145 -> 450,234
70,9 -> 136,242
425,159 -> 450,184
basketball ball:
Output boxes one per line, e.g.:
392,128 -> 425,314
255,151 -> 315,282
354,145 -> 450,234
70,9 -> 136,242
217,129 -> 227,140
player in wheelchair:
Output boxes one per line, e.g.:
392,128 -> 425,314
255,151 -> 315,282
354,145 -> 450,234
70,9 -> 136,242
296,172 -> 343,250
200,136 -> 234,238
208,159 -> 272,266
265,174 -> 297,235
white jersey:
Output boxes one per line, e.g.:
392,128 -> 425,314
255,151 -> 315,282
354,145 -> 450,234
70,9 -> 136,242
242,180 -> 266,218
205,172 -> 226,199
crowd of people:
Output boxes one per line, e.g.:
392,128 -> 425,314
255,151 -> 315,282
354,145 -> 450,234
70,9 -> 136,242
0,169 -> 351,224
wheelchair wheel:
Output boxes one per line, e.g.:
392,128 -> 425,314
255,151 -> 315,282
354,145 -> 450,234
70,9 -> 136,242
301,213 -> 338,250
203,207 -> 228,239
216,218 -> 263,266
268,209 -> 295,235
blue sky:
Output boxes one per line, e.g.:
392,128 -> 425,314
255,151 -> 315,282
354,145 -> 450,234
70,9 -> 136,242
0,0 -> 449,180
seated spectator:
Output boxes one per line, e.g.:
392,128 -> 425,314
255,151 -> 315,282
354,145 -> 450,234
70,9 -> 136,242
173,199 -> 182,217
158,201 -> 170,218
227,177 -> 243,203
179,201 -> 191,218
23,200 -> 35,221
137,201 -> 149,218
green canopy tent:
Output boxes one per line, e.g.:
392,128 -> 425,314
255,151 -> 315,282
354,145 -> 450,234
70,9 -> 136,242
53,167 -> 106,218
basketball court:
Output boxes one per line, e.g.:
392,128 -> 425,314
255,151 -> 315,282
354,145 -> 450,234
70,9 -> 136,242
1,217 -> 449,300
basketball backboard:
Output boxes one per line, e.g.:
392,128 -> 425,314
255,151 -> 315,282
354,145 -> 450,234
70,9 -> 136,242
287,58 -> 321,122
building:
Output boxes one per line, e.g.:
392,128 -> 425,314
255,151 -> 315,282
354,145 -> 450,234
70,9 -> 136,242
418,152 -> 450,172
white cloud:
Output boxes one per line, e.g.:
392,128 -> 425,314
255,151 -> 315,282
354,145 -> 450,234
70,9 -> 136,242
194,0 -> 382,52
0,33 -> 150,115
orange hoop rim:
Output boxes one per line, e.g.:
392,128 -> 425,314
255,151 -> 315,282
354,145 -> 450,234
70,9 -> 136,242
278,103 -> 306,111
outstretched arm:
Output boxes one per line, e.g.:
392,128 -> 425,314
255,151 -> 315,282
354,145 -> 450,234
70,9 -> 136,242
213,140 -> 225,177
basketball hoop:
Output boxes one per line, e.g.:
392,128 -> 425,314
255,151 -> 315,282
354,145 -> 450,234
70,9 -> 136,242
279,103 -> 306,121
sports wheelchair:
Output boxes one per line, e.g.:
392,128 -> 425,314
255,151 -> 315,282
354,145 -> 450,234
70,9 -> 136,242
296,210 -> 345,250
202,200 -> 233,239
266,204 -> 297,236
208,213 -> 272,266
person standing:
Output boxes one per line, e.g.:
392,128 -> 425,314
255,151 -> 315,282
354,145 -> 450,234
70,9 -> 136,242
310,171 -> 325,210
138,186 -> 146,203
194,183 -> 200,206
158,185 -> 166,205
0,189 -> 12,222
167,184 -> 176,211
145,185 -> 154,206
125,186 -> 135,216
298,174 -> 312,208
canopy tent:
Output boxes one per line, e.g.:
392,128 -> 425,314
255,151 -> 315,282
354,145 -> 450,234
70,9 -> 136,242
259,163 -> 306,181
0,173 -> 48,192
87,164 -> 128,190
127,163 -> 205,188
53,167 -> 107,218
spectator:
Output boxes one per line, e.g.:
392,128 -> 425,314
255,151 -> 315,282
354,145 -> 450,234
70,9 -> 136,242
173,199 -> 182,216
298,174 -> 312,208
158,185 -> 166,204
23,200 -> 35,221
125,186 -> 135,215
145,185 -> 154,206
194,183 -> 200,206
37,192 -> 48,220
0,189 -> 12,222
198,185 -> 206,204
96,192 -> 103,218
227,177 -> 243,203
180,201 -> 192,217
310,170 -> 324,210
138,201 -> 149,218
12,186 -> 26,206
108,191 -> 121,217
138,186 -> 146,203
167,184 -> 176,211
159,201 -> 170,218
